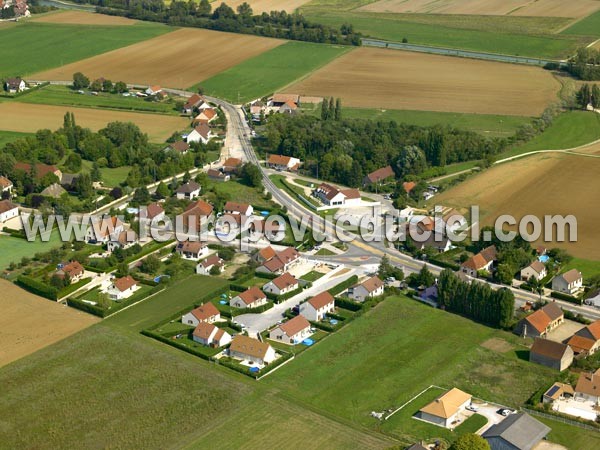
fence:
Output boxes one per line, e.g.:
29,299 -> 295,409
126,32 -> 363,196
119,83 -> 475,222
521,407 -> 600,432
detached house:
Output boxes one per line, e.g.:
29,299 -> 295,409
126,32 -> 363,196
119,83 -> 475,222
514,302 -> 564,338
5,77 -> 26,93
182,302 -> 221,326
483,413 -> 550,450
363,165 -> 394,187
300,292 -> 335,322
269,315 -> 311,344
145,85 -> 162,96
256,246 -> 301,275
229,335 -> 276,365
178,199 -> 214,233
348,276 -> 384,302
107,230 -> 138,253
176,240 -> 208,260
192,322 -> 231,348
196,254 -> 225,275
195,107 -> 217,123
416,388 -> 472,428
521,260 -> 547,282
139,202 -> 165,223
207,168 -> 230,182
574,368 -> 600,405
552,269 -> 583,295
182,93 -> 205,115
0,176 -> 13,195
222,157 -> 242,174
107,275 -> 139,301
263,272 -> 298,296
85,216 -> 124,244
460,245 -> 497,277
0,199 -> 18,223
230,286 -> 267,309
529,338 -> 574,371
224,201 -> 253,216
166,141 -> 190,154
186,123 -> 212,144
314,183 -> 361,207
266,154 -> 301,172
176,181 -> 201,200
55,261 -> 85,284
568,320 -> 600,356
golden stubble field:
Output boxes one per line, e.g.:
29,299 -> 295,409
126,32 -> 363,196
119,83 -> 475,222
32,10 -> 138,25
221,0 -> 312,14
0,279 -> 99,368
359,0 -> 600,18
0,103 -> 190,142
283,47 -> 560,116
32,28 -> 285,88
434,153 -> 600,260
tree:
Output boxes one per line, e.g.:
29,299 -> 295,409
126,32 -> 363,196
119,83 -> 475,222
212,2 -> 235,20
236,2 -> 253,18
240,163 -> 262,188
102,79 -> 113,92
320,99 -> 329,120
197,0 -> 211,16
155,181 -> 170,199
209,264 -> 222,276
417,264 -> 434,287
576,84 -> 591,109
396,145 -> 428,178
113,81 -> 128,93
90,78 -> 103,92
90,162 -> 102,182
74,173 -> 93,199
72,72 -> 89,89
133,186 -> 151,204
334,98 -> 342,121
64,152 -> 82,172
450,433 -> 490,450
116,262 -> 129,278
328,97 -> 335,119
592,84 -> 600,109
140,255 -> 160,274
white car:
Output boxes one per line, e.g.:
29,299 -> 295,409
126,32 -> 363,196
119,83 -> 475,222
466,405 -> 479,412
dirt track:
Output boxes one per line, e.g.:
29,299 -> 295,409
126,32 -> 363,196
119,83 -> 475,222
32,28 -> 285,89
32,10 -> 138,25
284,47 -> 560,116
0,279 -> 98,368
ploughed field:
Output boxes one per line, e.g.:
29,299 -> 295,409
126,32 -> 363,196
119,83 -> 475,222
31,10 -> 139,25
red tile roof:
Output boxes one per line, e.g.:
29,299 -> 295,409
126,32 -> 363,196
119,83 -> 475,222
278,315 -> 310,337
113,276 -> 138,292
236,286 -> 266,306
190,302 -> 220,322
308,292 -> 334,310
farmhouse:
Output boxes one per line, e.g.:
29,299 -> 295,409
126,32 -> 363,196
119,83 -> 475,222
224,201 -> 253,216
543,382 -> 574,404
14,162 -> 62,182
266,154 -> 301,172
176,181 -> 201,200
229,335 -> 276,365
55,261 -> 84,284
363,165 -> 395,186
568,321 -> 600,355
222,157 -> 242,174
574,369 -> 600,405
416,388 -> 472,428
483,412 -> 550,450
175,240 -> 208,260
85,216 -> 124,244
300,292 -> 335,322
256,246 -> 301,275
139,202 -> 165,222
107,230 -> 138,253
192,322 -> 231,348
107,275 -> 139,300
270,93 -> 299,107
186,123 -> 212,144
529,338 -> 573,371
166,141 -> 190,154
514,302 -> 564,338
0,199 -> 18,223
269,315 -> 311,344
41,183 -> 67,199
520,261 -> 547,282
0,176 -> 13,195
145,85 -> 162,96
196,254 -> 225,275
207,168 -> 230,182
314,183 -> 361,207
182,302 -> 221,326
460,245 -> 497,277
552,269 -> 583,295
262,272 -> 298,296
230,286 -> 267,309
182,93 -> 205,115
347,276 -> 384,302
278,100 -> 298,115
4,77 -> 26,93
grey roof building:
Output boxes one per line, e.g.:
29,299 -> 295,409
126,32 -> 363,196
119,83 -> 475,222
483,412 -> 550,450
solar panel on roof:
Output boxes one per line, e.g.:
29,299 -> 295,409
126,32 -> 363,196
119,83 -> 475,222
545,385 -> 560,397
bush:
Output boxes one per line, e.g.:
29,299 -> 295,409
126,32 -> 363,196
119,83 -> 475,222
551,291 -> 581,305
327,275 -> 358,296
334,297 -> 363,312
67,297 -> 106,317
16,275 -> 58,300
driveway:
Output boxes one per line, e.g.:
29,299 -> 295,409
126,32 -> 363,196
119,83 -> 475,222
470,400 -> 506,433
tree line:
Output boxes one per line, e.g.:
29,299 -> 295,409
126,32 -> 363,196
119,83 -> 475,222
91,0 -> 362,45
575,83 -> 600,109
567,47 -> 600,81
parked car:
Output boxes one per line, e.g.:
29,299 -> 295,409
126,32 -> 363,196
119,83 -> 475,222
466,405 -> 479,412
497,408 -> 514,416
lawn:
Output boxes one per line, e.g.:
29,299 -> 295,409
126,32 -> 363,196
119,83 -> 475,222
538,416 -> 600,448
498,111 -> 600,159
562,257 -> 600,279
338,107 -> 532,138
264,297 -> 556,444
562,10 -> 600,37
316,248 -> 335,256
0,230 -> 62,270
81,160 -> 132,187
0,21 -> 171,79
15,84 -> 181,115
209,179 -> 275,207
0,130 -> 32,147
300,270 -> 325,282
199,41 -> 351,103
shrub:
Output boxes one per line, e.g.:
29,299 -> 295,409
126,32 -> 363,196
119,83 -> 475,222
327,275 -> 358,296
16,275 -> 58,300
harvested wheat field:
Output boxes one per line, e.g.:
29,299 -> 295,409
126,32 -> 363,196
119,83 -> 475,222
576,140 -> 600,155
32,10 -> 138,25
0,279 -> 98,368
434,153 -> 600,260
222,0 -> 311,14
0,103 -> 189,142
360,0 -> 600,18
284,47 -> 559,116
33,28 -> 285,89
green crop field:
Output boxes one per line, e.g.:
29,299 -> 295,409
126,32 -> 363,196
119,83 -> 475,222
0,130 -> 32,147
15,84 -> 180,115
499,111 -> 600,159
562,10 -> 600,37
0,22 -> 171,79
0,230 -> 61,270
199,41 -> 350,103
264,297 -> 556,444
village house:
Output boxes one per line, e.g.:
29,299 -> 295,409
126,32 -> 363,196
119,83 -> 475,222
0,176 -> 13,195
182,93 -> 205,115
249,101 -> 266,121
85,216 -> 124,244
14,162 -> 62,182
514,302 -> 564,338
416,388 -> 472,428
543,382 -> 575,404
196,254 -> 225,275
176,181 -> 201,200
178,199 -> 214,233
278,100 -> 298,115
460,245 -> 497,277
314,183 -> 361,207
255,246 -> 277,264
414,233 -> 452,254
574,368 -> 600,406
181,302 -> 221,326
222,157 -> 242,174
229,335 -> 276,366
483,413 -> 550,450
207,168 -> 230,182
166,141 -> 190,155
347,276 -> 384,302
363,165 -> 395,187
552,269 -> 583,295
567,320 -> 600,356
269,93 -> 299,108
145,85 -> 162,96
0,199 -> 18,223
107,230 -> 138,253
55,261 -> 85,284
195,107 -> 217,123
186,123 -> 212,144
41,183 -> 67,199
403,181 -> 416,195
520,260 -> 547,282
269,315 -> 311,344
107,275 -> 139,301
256,246 -> 301,275
192,322 -> 231,348
175,240 -> 208,260
215,213 -> 245,235
300,292 -> 335,322
230,286 -> 267,309
139,202 -> 165,223
262,272 -> 298,296
4,77 -> 26,93
437,209 -> 467,234
224,201 -> 253,216
529,338 -> 574,371
266,154 -> 301,172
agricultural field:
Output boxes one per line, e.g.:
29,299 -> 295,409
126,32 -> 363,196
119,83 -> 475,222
221,0 -> 312,14
0,230 -> 62,271
32,10 -> 139,25
0,130 -> 32,147
0,102 -> 189,143
562,10 -> 600,36
434,153 -> 600,260
0,279 -> 98,368
0,22 -> 170,79
199,41 -> 350,103
32,28 -> 285,89
265,297 -> 556,444
283,47 -> 560,116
